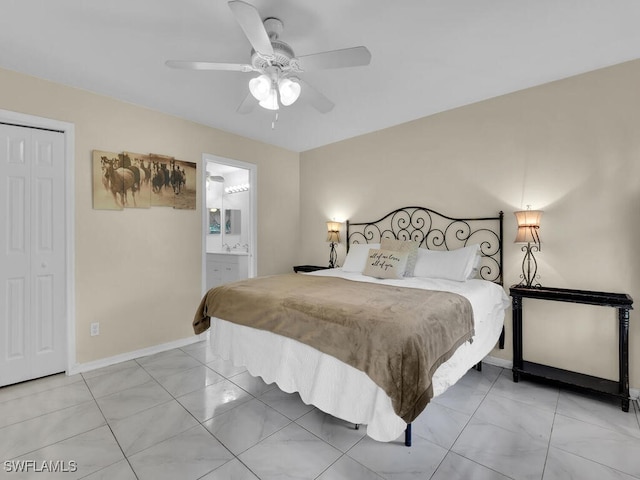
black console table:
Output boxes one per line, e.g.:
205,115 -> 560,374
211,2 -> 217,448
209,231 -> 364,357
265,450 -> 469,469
510,286 -> 633,412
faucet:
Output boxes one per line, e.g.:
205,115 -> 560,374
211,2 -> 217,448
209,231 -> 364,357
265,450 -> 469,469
243,243 -> 249,253
233,242 -> 242,250
222,243 -> 231,252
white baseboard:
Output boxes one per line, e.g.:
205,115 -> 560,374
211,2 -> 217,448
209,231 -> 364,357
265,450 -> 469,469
482,356 -> 639,401
67,333 -> 207,376
483,355 -> 512,370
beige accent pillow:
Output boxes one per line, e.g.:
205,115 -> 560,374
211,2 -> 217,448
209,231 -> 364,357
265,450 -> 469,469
380,238 -> 419,276
363,248 -> 409,279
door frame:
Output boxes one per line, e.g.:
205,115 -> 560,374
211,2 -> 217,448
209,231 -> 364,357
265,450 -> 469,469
201,153 -> 257,293
0,109 -> 76,375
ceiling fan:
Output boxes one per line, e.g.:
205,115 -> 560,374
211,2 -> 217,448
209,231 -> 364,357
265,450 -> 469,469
166,0 -> 371,114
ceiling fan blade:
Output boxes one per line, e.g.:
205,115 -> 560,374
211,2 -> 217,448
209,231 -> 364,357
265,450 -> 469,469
165,60 -> 253,72
296,46 -> 371,71
228,0 -> 274,58
236,92 -> 256,114
298,79 -> 334,113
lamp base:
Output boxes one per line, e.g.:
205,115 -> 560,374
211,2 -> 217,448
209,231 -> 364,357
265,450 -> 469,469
518,243 -> 541,287
328,242 -> 337,268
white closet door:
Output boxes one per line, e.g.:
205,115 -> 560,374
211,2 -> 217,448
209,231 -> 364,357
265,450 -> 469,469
0,124 -> 66,386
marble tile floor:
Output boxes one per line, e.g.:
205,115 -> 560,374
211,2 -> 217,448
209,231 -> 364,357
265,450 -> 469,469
1,340 -> 639,480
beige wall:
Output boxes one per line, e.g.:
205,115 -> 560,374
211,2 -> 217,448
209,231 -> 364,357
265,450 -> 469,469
2,57 -> 638,389
300,60 -> 640,390
0,68 -> 300,364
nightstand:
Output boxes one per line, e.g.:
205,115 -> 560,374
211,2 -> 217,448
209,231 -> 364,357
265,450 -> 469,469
510,285 -> 633,411
293,265 -> 332,273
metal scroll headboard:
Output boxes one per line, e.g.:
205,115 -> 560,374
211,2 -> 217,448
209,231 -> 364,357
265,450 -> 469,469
346,207 -> 504,285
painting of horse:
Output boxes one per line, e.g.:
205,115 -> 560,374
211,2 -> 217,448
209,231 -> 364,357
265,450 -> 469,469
92,150 -> 123,210
106,164 -> 137,207
92,150 -> 196,210
124,152 -> 152,208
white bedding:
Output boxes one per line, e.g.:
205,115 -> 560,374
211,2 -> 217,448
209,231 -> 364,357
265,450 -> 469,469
208,268 -> 509,442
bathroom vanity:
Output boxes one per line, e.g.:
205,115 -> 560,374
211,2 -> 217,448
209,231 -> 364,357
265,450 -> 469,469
206,252 -> 249,290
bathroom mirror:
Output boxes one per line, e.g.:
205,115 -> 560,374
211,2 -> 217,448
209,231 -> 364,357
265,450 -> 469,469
225,209 -> 241,235
209,209 -> 221,234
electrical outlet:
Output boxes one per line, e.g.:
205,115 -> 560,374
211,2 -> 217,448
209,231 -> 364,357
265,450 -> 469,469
90,322 -> 100,336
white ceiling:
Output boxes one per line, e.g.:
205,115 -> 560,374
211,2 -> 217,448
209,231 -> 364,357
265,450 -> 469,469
2,1 -> 640,152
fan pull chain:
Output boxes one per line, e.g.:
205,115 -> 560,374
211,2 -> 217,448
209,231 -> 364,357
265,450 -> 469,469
271,111 -> 279,129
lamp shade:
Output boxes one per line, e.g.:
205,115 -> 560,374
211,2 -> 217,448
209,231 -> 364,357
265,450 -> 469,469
248,74 -> 271,101
258,88 -> 279,110
327,231 -> 340,243
514,210 -> 542,244
326,221 -> 341,242
279,78 -> 301,106
515,226 -> 539,243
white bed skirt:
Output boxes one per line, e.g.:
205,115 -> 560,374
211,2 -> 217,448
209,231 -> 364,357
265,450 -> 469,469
208,289 -> 506,441
208,272 -> 509,442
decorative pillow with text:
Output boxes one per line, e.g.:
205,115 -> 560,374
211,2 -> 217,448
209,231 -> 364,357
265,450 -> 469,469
362,248 -> 409,280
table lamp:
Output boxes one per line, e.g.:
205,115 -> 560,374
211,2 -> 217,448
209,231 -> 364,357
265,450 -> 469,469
326,221 -> 340,268
514,208 -> 542,287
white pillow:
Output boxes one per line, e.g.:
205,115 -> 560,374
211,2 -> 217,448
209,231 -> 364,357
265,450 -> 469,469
468,249 -> 482,279
342,243 -> 381,272
362,248 -> 409,280
413,244 -> 481,282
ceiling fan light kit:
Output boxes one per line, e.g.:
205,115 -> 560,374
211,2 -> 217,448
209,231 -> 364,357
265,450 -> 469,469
166,0 -> 371,115
278,78 -> 301,106
248,74 -> 271,101
248,72 -> 301,110
258,89 -> 279,111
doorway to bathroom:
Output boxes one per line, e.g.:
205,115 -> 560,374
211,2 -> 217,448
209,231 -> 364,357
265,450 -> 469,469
202,154 -> 257,293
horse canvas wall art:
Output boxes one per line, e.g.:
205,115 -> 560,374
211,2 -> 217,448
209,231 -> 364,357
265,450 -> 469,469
92,150 -> 196,211
149,154 -> 196,210
92,150 -> 124,210
124,152 -> 152,208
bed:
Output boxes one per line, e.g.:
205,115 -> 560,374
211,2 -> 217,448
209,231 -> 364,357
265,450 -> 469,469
193,206 -> 509,445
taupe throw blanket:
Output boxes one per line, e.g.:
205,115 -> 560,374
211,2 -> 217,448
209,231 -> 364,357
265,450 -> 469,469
193,274 -> 474,423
